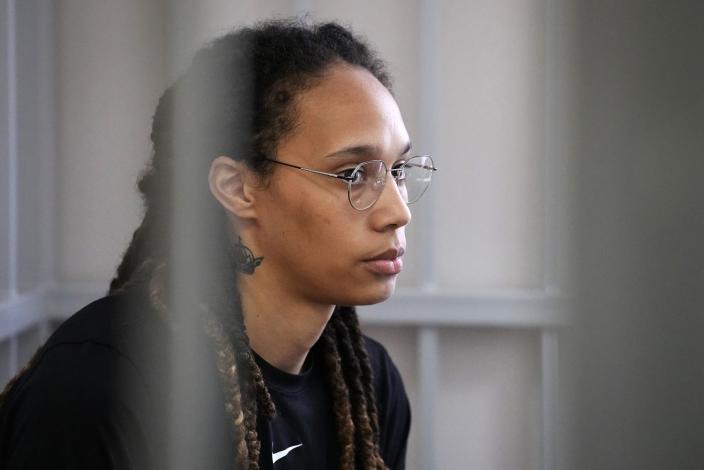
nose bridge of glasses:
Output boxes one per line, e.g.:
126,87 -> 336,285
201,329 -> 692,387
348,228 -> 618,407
374,160 -> 402,185
373,165 -> 412,224
375,161 -> 407,204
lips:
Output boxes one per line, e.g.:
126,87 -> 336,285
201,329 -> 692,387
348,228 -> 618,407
365,247 -> 405,261
363,247 -> 405,275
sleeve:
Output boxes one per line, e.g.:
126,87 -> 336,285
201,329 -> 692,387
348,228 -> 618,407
365,337 -> 412,470
0,342 -> 156,470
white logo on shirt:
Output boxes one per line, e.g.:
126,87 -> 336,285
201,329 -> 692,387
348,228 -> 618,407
272,443 -> 303,463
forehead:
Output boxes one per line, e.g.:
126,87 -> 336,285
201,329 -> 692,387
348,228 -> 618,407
283,63 -> 409,161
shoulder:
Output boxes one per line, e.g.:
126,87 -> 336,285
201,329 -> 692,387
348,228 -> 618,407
8,285 -> 170,407
361,334 -> 389,366
362,335 -> 406,400
362,334 -> 411,470
0,340 -> 156,468
2,337 -> 153,430
0,289 -> 167,468
18,287 -> 168,397
44,286 -> 164,353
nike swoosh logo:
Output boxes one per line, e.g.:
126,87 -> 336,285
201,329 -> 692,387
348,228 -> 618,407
272,443 -> 303,463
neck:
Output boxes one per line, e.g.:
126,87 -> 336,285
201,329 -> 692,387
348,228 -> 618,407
238,272 -> 334,375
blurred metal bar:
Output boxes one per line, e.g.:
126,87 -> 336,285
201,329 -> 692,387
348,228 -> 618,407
542,2 -> 568,469
543,0 -> 561,295
416,0 -> 439,292
44,282 -> 567,328
6,0 -> 17,298
37,0 -> 56,285
360,289 -> 566,328
541,330 -> 559,470
417,326 -> 438,470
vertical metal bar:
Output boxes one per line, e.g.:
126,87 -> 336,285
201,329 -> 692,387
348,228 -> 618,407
541,329 -> 559,470
38,0 -> 56,286
6,0 -> 18,298
543,0 -> 556,294
417,326 -> 438,469
417,0 -> 438,292
543,0 -> 564,296
542,2 -> 564,469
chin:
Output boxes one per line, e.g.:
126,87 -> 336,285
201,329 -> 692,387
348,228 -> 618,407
348,279 -> 397,306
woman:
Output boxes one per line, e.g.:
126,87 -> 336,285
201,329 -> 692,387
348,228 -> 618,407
0,19 -> 436,469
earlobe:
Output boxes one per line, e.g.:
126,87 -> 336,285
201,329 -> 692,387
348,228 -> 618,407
208,156 -> 258,219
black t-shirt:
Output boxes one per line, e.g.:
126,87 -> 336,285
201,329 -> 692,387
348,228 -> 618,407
0,288 -> 411,469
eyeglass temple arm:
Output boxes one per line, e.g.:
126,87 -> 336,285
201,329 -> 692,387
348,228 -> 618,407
266,157 -> 435,179
265,158 -> 355,181
395,155 -> 437,172
400,163 -> 438,171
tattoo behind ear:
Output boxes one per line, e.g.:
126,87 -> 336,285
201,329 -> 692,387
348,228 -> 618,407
233,236 -> 264,274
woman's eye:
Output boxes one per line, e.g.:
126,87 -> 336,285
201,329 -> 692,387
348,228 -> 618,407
339,168 -> 366,183
392,166 -> 407,181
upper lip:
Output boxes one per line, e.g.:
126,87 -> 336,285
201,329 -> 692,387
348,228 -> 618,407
365,247 -> 405,261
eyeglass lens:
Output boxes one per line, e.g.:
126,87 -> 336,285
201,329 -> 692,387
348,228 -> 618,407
348,156 -> 434,210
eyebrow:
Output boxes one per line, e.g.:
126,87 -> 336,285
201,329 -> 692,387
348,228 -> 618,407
324,141 -> 413,160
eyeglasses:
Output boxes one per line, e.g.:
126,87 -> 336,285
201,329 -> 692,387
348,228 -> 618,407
264,155 -> 437,211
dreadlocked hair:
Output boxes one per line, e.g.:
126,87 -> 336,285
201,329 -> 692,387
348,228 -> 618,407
2,18 -> 393,469
333,309 -> 388,469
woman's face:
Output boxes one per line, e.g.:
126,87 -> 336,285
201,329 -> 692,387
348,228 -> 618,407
252,62 -> 412,306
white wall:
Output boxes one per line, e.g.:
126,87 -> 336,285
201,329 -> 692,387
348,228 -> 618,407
434,0 -> 546,290
56,0 -> 167,282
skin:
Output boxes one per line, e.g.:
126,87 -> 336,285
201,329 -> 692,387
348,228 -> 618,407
208,63 -> 412,374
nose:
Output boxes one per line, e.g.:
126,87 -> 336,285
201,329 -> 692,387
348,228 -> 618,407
369,170 -> 412,229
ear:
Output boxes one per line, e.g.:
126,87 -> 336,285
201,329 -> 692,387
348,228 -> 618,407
208,156 -> 259,220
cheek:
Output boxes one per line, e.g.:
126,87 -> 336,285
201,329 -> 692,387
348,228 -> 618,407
284,179 -> 347,241
269,190 -> 335,265
296,201 -> 346,250
297,206 -> 362,281
264,174 -> 364,280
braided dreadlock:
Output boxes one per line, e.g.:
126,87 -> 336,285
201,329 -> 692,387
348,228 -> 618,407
2,19 -> 393,470
334,309 -> 387,469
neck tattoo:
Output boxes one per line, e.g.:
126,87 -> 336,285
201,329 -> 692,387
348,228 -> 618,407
233,236 -> 264,274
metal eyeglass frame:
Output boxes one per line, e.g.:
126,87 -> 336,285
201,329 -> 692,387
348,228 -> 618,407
263,155 -> 437,211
